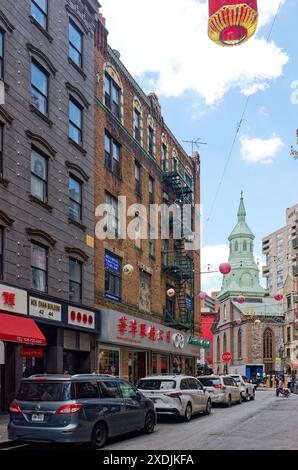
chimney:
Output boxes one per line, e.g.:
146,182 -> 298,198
95,12 -> 108,53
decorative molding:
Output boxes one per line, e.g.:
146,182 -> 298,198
26,228 -> 56,247
0,209 -> 14,227
29,15 -> 53,42
65,161 -> 89,181
65,246 -> 89,261
68,138 -> 87,155
26,43 -> 57,75
25,131 -> 57,157
68,57 -> 87,79
30,105 -> 53,127
0,9 -> 15,32
66,82 -> 90,108
0,105 -> 14,125
65,4 -> 90,34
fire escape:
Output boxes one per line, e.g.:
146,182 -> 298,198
162,157 -> 195,332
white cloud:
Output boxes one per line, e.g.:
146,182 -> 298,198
101,0 -> 288,105
240,135 -> 284,164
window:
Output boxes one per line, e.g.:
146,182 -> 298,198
75,382 -> 99,399
148,126 -> 154,156
31,61 -> 48,115
104,133 -> 120,177
243,241 -> 247,251
98,381 -> 121,399
31,148 -> 47,202
104,73 -> 121,119
287,327 -> 291,344
105,192 -> 119,237
263,329 -> 273,359
238,329 -> 242,359
98,349 -> 119,376
118,381 -> 137,399
0,124 -> 3,176
149,224 -> 155,257
135,161 -> 141,196
0,30 -> 4,79
149,177 -> 154,204
69,258 -> 82,303
134,108 -> 141,142
235,241 -> 238,252
31,242 -> 47,292
69,176 -> 82,223
105,251 -> 121,302
69,21 -> 83,68
0,227 -> 3,279
180,379 -> 190,390
69,98 -> 82,145
287,296 -> 292,310
31,0 -> 48,29
162,143 -> 167,162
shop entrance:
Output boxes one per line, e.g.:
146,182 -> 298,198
128,351 -> 147,385
63,350 -> 91,375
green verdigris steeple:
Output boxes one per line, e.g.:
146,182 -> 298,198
219,192 -> 266,300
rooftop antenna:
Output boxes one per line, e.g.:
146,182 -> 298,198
183,138 -> 207,154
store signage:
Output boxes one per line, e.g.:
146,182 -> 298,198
188,336 -> 210,348
0,284 -> 27,316
222,352 -> 232,362
99,309 -> 202,356
29,297 -> 62,322
20,347 -> 44,358
68,307 -> 95,330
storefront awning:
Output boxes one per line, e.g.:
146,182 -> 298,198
0,313 -> 46,346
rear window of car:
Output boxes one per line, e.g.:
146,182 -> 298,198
138,379 -> 176,390
199,378 -> 221,387
223,377 -> 235,386
17,382 -> 74,402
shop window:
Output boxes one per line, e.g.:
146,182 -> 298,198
31,147 -> 48,202
69,175 -> 82,223
69,98 -> 83,145
98,380 -> 122,399
99,349 -> 119,376
31,242 -> 47,292
104,132 -> 120,177
104,251 -> 121,302
104,73 -> 121,119
31,0 -> 48,29
69,20 -> 83,68
75,382 -> 100,399
69,258 -> 82,303
31,60 -> 49,116
0,29 -> 4,80
0,227 -> 3,279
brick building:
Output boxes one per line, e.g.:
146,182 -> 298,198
0,0 -> 99,410
94,16 -> 204,383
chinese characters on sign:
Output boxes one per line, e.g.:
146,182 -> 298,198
118,316 -> 171,345
0,284 -> 27,315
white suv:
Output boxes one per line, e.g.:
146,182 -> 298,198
230,375 -> 255,401
198,375 -> 242,406
137,375 -> 212,421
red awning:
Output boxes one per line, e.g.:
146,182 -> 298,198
0,313 -> 46,346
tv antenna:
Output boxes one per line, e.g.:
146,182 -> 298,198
183,138 -> 207,154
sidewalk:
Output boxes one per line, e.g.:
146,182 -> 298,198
0,414 -> 9,444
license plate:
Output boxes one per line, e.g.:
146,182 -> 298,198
32,413 -> 44,422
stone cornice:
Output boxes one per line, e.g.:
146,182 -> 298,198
25,131 -> 57,157
26,43 -> 57,75
66,82 -> 90,108
26,228 -> 56,248
0,9 -> 15,32
65,161 -> 89,181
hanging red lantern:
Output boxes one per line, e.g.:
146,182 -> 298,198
219,263 -> 231,275
199,292 -> 208,301
274,294 -> 283,302
237,295 -> 245,304
236,319 -> 242,326
208,1 -> 258,47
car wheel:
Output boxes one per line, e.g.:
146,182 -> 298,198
91,421 -> 108,450
241,392 -> 247,402
238,394 -> 242,404
250,390 -> 255,401
204,399 -> 212,415
184,403 -> 192,422
143,412 -> 155,434
226,395 -> 232,407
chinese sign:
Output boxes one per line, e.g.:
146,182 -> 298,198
68,306 -> 95,330
20,347 -> 44,358
29,297 -> 62,322
0,284 -> 27,316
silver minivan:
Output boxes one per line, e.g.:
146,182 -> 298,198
198,375 -> 242,406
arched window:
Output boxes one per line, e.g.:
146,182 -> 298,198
235,241 -> 238,252
223,333 -> 227,353
217,336 -> 220,363
263,328 -> 274,374
103,63 -> 123,123
238,329 -> 242,358
243,240 -> 247,251
133,97 -> 143,145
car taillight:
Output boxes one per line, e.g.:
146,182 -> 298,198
55,404 -> 83,415
165,392 -> 182,398
214,385 -> 226,390
9,403 -> 21,413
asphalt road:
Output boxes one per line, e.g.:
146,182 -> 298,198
1,391 -> 298,451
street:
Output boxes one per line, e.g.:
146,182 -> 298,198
1,391 -> 298,451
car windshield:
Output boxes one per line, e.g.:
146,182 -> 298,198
231,377 -> 241,384
138,379 -> 176,390
199,378 -> 221,387
17,382 -> 74,402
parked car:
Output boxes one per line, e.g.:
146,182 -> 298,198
137,375 -> 212,421
290,379 -> 298,394
198,375 -> 242,406
230,374 -> 255,401
8,374 -> 156,449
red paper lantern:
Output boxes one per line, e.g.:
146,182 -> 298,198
199,292 -> 208,301
236,319 -> 242,326
274,294 -> 283,302
208,0 -> 258,47
237,295 -> 245,304
219,263 -> 231,275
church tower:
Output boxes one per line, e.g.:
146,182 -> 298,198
219,192 -> 266,301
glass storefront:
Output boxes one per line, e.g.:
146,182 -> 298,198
98,348 -> 120,376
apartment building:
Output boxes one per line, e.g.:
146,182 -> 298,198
0,0 -> 99,410
94,15 -> 205,384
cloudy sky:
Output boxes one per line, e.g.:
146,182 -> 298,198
100,0 -> 297,293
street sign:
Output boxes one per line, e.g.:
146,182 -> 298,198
222,352 -> 232,362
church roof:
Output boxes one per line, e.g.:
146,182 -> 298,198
229,193 -> 254,240
231,298 -> 284,317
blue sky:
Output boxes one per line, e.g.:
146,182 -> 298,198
101,0 -> 297,291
